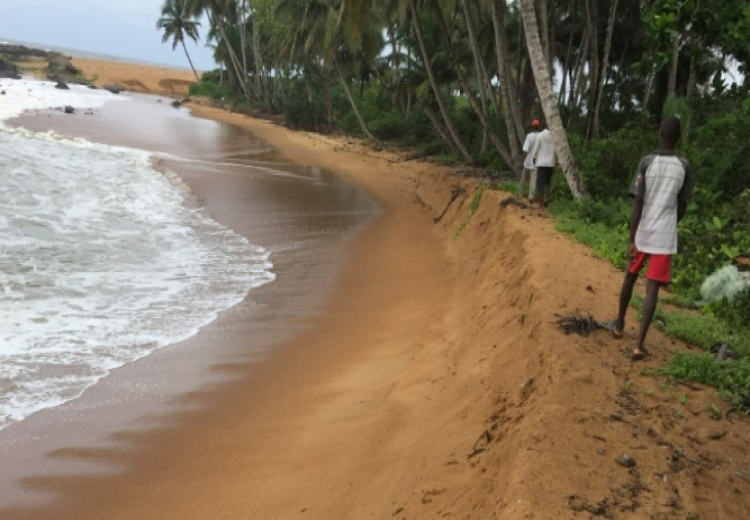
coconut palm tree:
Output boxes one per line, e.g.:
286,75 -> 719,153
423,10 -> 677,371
157,0 -> 202,80
519,0 -> 589,199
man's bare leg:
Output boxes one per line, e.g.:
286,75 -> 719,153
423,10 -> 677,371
633,279 -> 661,359
615,271 -> 638,337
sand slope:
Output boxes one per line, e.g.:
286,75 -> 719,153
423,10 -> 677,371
70,57 -> 195,97
2,70 -> 749,519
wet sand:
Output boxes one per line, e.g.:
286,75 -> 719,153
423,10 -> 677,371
0,91 -> 378,508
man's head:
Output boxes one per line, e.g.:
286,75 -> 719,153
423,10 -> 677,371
531,119 -> 540,130
660,116 -> 682,150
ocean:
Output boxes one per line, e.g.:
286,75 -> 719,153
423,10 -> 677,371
0,78 -> 274,430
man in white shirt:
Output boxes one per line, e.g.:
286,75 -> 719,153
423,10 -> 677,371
530,125 -> 557,206
517,119 -> 540,201
613,116 -> 692,360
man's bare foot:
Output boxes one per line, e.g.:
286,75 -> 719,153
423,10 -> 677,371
613,323 -> 624,339
632,347 -> 649,361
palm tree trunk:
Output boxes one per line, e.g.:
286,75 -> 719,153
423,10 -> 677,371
585,0 -> 600,139
181,39 -> 200,82
592,0 -> 618,138
213,14 -> 253,102
558,1 -> 576,106
493,0 -> 525,145
431,0 -> 516,168
668,35 -> 681,98
490,0 -> 524,166
540,0 -> 551,73
519,0 -> 590,200
409,0 -> 472,162
568,25 -> 588,110
460,0 -> 490,157
335,62 -> 376,142
421,102 -> 461,156
239,0 -> 251,94
321,70 -> 335,126
247,0 -> 269,105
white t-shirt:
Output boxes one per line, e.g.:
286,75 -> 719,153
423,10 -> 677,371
630,151 -> 693,255
531,129 -> 556,168
522,132 -> 539,170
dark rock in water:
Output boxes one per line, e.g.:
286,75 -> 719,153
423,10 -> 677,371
103,84 -> 125,94
1,91 -> 5,95
55,81 -> 70,90
171,99 -> 182,108
84,109 -> 94,116
64,105 -> 75,114
157,99 -> 162,103
87,84 -> 98,90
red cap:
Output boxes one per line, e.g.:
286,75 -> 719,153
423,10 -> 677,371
531,119 -> 540,129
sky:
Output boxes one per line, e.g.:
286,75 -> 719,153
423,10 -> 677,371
0,0 -> 215,70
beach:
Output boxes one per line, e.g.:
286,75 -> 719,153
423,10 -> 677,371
1,59 -> 750,520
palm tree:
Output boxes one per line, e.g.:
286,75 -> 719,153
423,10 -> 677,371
519,0 -> 589,199
157,0 -> 202,81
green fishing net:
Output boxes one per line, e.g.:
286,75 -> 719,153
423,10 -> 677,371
699,266 -> 750,305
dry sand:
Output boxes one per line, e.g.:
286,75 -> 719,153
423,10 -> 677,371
70,57 -> 195,97
3,60 -> 750,520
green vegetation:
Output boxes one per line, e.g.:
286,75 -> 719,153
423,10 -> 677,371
157,0 -> 750,407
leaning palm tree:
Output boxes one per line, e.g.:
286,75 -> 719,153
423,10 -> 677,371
157,0 -> 202,81
519,0 -> 589,200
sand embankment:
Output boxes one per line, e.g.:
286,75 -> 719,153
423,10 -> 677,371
69,57 -> 195,97
2,62 -> 749,520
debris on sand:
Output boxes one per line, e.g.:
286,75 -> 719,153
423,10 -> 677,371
617,454 -> 637,468
554,313 -> 605,336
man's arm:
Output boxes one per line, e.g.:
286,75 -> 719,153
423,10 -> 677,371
629,196 -> 644,258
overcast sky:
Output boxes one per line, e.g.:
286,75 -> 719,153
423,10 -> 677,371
0,0 -> 215,70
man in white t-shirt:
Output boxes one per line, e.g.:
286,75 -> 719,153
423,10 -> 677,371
613,116 -> 692,360
530,125 -> 557,206
517,119 -> 540,200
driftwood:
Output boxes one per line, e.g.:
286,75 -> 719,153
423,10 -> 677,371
434,186 -> 462,223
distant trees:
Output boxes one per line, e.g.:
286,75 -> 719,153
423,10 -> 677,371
158,0 -> 750,200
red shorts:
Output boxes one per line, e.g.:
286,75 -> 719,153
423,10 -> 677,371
629,252 -> 672,284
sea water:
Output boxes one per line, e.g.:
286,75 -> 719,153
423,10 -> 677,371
0,79 -> 275,430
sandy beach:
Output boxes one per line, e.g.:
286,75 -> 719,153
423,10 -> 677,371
2,58 -> 750,520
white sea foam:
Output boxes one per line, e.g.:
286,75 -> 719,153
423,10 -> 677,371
0,79 -> 275,429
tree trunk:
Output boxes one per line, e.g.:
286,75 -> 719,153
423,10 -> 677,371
460,0 -> 490,157
496,0 -> 526,145
540,0 -> 551,73
668,35 -> 681,98
422,102 -> 461,156
489,0 -> 524,166
335,62 -> 376,141
592,0 -> 618,138
247,0 -> 269,105
431,0 -> 516,167
642,67 -> 654,109
239,0 -> 252,97
409,0 -> 473,162
213,14 -> 253,102
558,0 -> 577,106
181,39 -> 200,81
321,70 -> 335,126
568,25 -> 588,110
519,0 -> 590,199
585,0 -> 600,139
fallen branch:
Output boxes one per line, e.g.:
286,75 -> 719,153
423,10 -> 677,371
434,186 -> 462,223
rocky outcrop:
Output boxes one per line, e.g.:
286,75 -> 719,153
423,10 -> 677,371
55,81 -> 70,90
64,105 -> 75,114
0,44 -> 50,58
48,54 -> 80,76
0,56 -> 21,79
171,100 -> 182,108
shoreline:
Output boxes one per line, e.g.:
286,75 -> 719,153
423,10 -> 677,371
2,61 -> 750,519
